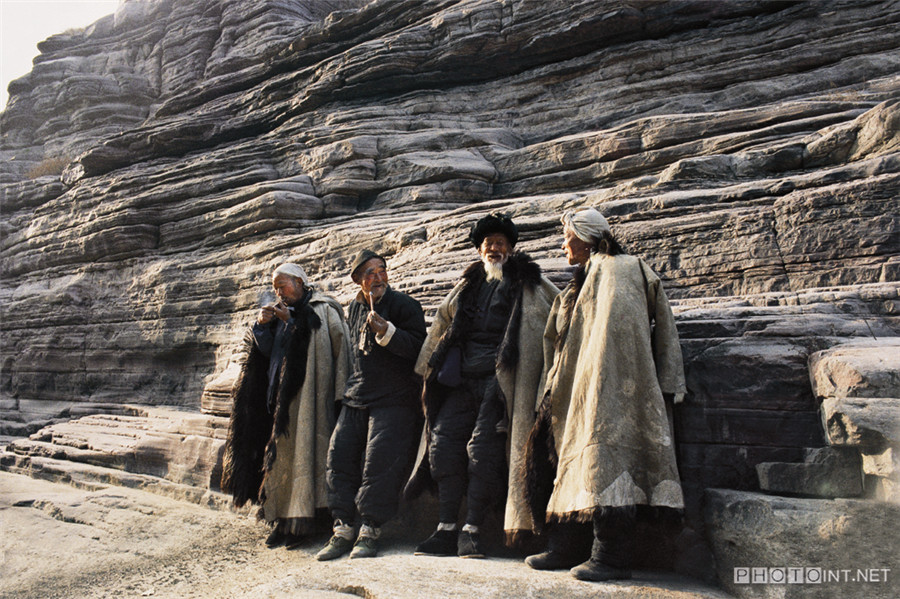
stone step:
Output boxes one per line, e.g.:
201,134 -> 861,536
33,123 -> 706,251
704,488 -> 900,599
756,446 -> 863,498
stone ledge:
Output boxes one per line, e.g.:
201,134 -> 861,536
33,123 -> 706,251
704,488 -> 900,599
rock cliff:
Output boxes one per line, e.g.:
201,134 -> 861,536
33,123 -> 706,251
1,0 -> 898,593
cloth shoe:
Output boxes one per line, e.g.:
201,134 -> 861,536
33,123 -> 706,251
525,550 -> 583,570
316,535 -> 354,561
570,556 -> 632,581
457,530 -> 485,559
414,529 -> 457,556
265,527 -> 286,547
349,535 -> 378,559
349,523 -> 380,559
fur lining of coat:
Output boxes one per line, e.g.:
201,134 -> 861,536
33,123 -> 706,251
221,292 -> 350,535
404,252 -> 559,546
221,300 -> 320,507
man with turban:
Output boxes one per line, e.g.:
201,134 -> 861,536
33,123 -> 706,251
407,213 -> 559,558
525,208 -> 686,581
222,262 -> 351,548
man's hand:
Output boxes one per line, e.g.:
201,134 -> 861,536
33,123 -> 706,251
272,301 -> 290,322
258,305 -> 276,324
258,301 -> 290,324
366,311 -> 389,336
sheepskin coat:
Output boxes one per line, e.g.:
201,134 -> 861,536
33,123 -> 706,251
411,252 -> 559,543
222,291 -> 350,533
540,253 -> 686,522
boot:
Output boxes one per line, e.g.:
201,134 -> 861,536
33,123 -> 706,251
571,510 -> 633,581
525,522 -> 591,570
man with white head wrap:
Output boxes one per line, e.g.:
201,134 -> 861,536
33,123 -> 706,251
524,208 -> 687,582
222,262 -> 351,549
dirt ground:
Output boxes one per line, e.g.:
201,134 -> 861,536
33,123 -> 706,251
0,472 -> 730,599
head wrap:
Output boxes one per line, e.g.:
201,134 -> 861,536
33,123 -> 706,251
349,249 -> 386,282
273,263 -> 308,285
561,208 -> 610,244
469,212 -> 518,248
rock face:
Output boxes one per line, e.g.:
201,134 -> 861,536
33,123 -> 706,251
1,0 -> 899,590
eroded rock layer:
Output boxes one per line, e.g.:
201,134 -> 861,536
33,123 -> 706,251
1,0 -> 899,549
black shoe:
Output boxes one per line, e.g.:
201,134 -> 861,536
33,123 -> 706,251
570,558 -> 631,581
457,530 -> 485,559
414,529 -> 457,556
525,550 -> 583,570
284,533 -> 305,550
265,527 -> 286,547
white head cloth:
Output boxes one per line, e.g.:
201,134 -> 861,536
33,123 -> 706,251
562,208 -> 610,244
273,263 -> 308,285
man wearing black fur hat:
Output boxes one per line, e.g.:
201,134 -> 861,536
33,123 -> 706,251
316,250 -> 427,561
222,263 -> 351,549
408,213 -> 558,558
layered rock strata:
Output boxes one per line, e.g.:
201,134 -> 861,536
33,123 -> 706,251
1,0 -> 899,589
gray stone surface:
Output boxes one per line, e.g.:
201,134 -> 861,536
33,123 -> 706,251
757,447 -> 863,499
0,471 -> 731,599
704,488 -> 900,599
809,339 -> 900,401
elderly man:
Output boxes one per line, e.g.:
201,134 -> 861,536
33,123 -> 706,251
525,208 -> 686,581
222,263 -> 350,549
315,250 -> 426,560
408,213 -> 558,558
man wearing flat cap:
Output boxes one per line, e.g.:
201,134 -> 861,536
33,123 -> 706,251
407,212 -> 559,558
222,262 -> 351,549
316,250 -> 426,560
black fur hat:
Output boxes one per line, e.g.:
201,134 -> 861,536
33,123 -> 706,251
469,212 -> 518,248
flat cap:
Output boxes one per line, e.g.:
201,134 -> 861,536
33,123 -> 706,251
349,249 -> 386,282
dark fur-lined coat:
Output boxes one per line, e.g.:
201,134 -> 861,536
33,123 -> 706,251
221,292 -> 350,531
406,252 -> 558,543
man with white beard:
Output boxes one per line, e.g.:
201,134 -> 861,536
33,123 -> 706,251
406,213 -> 558,558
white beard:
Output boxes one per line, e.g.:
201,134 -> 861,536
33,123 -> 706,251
483,258 -> 505,282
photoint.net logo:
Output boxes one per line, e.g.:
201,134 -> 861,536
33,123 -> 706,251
734,567 -> 891,585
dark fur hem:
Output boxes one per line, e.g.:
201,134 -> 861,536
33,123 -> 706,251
221,329 -> 272,507
547,505 -> 684,526
522,394 -> 557,533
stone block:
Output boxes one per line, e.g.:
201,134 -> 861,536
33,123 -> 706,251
704,488 -> 900,599
809,339 -> 900,400
756,447 -> 863,498
821,397 -> 900,451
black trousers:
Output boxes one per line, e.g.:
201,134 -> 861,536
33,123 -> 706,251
429,375 -> 507,526
326,403 -> 419,527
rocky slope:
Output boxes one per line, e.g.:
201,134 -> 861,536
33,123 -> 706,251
1,0 -> 898,593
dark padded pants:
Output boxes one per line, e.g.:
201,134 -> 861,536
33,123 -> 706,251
326,403 -> 419,527
429,376 -> 507,526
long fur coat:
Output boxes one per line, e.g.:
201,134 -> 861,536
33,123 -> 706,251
526,253 -> 686,529
405,252 -> 559,544
221,291 -> 350,533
